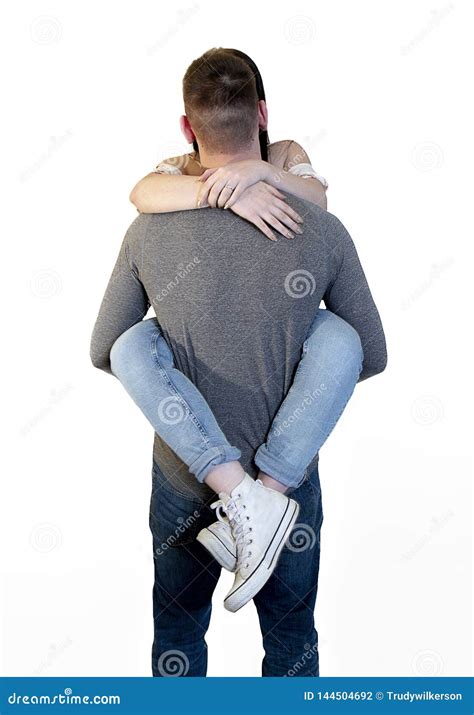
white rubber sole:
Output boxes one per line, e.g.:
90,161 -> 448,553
196,527 -> 237,572
224,499 -> 300,613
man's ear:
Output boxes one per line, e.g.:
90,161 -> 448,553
258,100 -> 268,131
180,115 -> 195,144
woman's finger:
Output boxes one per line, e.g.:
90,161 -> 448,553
217,184 -> 237,208
196,181 -> 207,208
270,200 -> 304,225
222,183 -> 245,209
208,178 -> 229,207
198,174 -> 220,206
199,168 -> 218,182
266,185 -> 287,200
252,217 -> 277,242
197,183 -> 211,207
269,207 -> 303,234
263,212 -> 295,239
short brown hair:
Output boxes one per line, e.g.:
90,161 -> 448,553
183,48 -> 259,153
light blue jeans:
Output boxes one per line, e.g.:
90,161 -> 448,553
109,310 -> 363,489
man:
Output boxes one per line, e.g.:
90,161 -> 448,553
91,50 -> 386,676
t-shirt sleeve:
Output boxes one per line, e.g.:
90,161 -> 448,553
282,141 -> 328,188
90,216 -> 151,374
323,217 -> 387,381
288,162 -> 328,189
154,162 -> 183,175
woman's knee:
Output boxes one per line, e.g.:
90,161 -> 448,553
305,310 -> 363,369
110,318 -> 161,376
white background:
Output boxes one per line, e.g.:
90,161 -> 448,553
1,0 -> 472,677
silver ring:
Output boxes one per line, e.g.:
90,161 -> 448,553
225,184 -> 235,191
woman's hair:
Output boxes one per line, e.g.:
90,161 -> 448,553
225,49 -> 269,161
189,48 -> 270,161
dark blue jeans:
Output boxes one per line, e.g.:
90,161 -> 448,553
149,461 -> 323,677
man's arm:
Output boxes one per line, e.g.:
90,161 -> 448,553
323,216 -> 387,381
90,217 -> 150,374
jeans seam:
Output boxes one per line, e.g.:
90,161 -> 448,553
152,464 -> 207,506
307,473 -> 323,525
150,331 -> 212,448
151,461 -> 208,507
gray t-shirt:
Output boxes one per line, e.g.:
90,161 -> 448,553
91,197 -> 386,499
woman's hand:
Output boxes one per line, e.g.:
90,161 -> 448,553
198,160 -> 271,209
229,182 -> 304,241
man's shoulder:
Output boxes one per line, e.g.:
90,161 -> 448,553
128,210 -> 202,231
125,212 -> 153,235
124,211 -> 173,244
124,203 -> 350,251
127,212 -> 165,231
284,195 -> 348,241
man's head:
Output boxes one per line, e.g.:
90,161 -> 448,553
181,48 -> 267,157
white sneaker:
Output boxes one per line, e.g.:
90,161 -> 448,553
196,517 -> 237,572
219,473 -> 300,613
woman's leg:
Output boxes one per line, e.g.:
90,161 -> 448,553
254,309 -> 363,490
109,318 -> 242,486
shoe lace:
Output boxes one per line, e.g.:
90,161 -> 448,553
211,493 -> 254,570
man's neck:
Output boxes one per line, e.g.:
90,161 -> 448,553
197,141 -> 262,169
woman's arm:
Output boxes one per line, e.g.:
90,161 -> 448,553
265,168 -> 327,209
265,141 -> 327,210
130,172 -> 203,213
